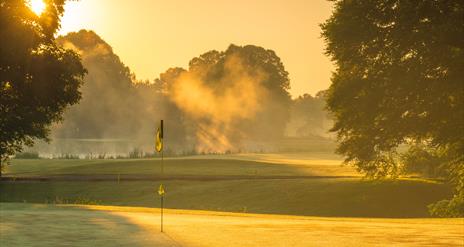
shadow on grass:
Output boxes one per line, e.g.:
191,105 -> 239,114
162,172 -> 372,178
0,178 -> 452,218
0,203 -> 179,247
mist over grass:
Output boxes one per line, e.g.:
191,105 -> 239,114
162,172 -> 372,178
23,30 -> 333,157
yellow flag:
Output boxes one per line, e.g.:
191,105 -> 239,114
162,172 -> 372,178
158,184 -> 165,196
155,127 -> 163,152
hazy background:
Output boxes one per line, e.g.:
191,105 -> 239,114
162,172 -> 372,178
25,1 -> 337,156
57,0 -> 334,97
27,30 -> 333,157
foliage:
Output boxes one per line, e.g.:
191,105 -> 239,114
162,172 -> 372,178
287,91 -> 332,138
54,30 -> 139,139
321,0 -> 463,216
54,153 -> 79,159
157,44 -> 292,151
400,144 -> 449,178
128,148 -> 143,159
0,1 -> 86,173
223,45 -> 292,141
428,191 -> 464,218
152,68 -> 191,148
52,31 -> 201,152
49,31 -> 292,153
15,152 -> 40,159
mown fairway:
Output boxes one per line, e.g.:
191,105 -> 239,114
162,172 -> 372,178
4,152 -> 354,177
1,203 -> 463,247
1,153 -> 462,246
0,153 -> 453,218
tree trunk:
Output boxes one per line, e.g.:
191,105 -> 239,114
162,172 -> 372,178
0,159 -> 3,179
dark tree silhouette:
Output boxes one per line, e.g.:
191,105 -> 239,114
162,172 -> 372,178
0,1 -> 86,174
322,0 -> 463,216
157,44 -> 292,152
55,30 -> 138,139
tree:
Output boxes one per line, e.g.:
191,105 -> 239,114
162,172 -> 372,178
321,0 -> 463,216
54,30 -> 195,153
224,45 -> 292,141
287,91 -> 332,138
54,30 -> 138,139
152,67 -> 192,150
157,44 -> 292,152
400,144 -> 449,178
0,1 -> 86,175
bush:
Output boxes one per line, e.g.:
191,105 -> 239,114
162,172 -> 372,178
400,144 -> 464,217
54,153 -> 79,159
46,196 -> 100,205
428,192 -> 464,217
400,145 -> 448,178
128,148 -> 143,158
15,152 -> 40,159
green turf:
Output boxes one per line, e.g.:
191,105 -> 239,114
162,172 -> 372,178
5,155 -> 356,177
0,203 -> 175,247
2,203 -> 462,247
0,178 -> 451,218
1,155 -> 454,218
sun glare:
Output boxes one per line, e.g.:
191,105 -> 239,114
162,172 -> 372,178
29,0 -> 46,15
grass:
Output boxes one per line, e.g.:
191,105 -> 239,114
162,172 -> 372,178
0,178 -> 451,217
1,153 -> 462,246
1,203 -> 463,247
0,153 -> 455,217
5,152 -> 356,177
0,203 -> 176,247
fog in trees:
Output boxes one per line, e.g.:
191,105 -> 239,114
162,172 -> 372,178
29,30 -> 332,156
286,91 -> 333,139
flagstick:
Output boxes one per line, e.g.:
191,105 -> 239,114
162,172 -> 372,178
161,195 -> 164,232
161,149 -> 164,232
156,119 -> 165,233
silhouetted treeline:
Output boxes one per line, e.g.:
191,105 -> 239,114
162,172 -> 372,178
286,92 -> 333,138
51,30 -> 331,153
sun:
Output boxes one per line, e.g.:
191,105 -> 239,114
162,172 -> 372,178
29,0 -> 46,15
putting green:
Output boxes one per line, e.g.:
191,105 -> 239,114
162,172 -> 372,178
1,203 -> 463,247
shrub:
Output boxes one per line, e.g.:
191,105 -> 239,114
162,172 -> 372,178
428,191 -> 464,217
400,145 -> 448,178
128,148 -> 143,158
55,153 -> 79,159
14,152 -> 40,159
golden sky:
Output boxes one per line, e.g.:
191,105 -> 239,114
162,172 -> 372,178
59,0 -> 334,97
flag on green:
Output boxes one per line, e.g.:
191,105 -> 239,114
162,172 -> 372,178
155,120 -> 163,152
158,184 -> 165,196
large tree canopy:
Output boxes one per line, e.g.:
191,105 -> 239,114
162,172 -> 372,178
322,0 -> 463,216
0,1 -> 86,168
54,30 -> 139,139
158,44 -> 292,152
53,31 -> 189,152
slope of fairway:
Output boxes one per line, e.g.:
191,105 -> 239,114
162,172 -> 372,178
5,152 -> 357,177
1,203 -> 463,247
1,155 -> 453,218
0,178 -> 451,218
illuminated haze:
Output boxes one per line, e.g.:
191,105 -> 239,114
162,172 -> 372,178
169,54 -> 268,152
58,0 -> 334,97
